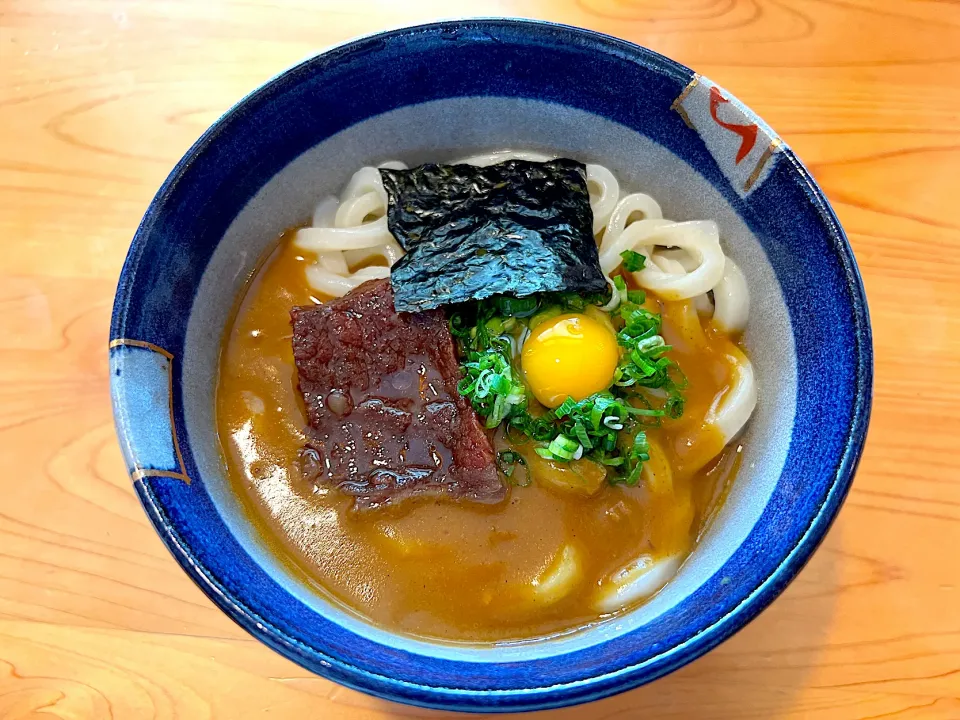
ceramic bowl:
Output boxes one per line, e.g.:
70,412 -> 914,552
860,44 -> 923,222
109,19 -> 872,713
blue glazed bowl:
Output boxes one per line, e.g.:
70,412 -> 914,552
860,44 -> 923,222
109,19 -> 872,713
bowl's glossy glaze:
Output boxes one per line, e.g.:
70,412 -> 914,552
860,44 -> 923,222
109,19 -> 872,712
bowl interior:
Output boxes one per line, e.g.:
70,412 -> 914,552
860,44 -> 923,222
184,96 -> 797,661
109,19 -> 870,712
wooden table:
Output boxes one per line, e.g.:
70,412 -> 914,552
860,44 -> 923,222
2,1 -> 958,717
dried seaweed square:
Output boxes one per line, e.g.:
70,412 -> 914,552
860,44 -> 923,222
381,159 -> 606,312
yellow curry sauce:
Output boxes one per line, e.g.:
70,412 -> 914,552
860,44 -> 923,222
217,232 -> 744,642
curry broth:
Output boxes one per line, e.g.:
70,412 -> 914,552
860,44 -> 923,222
217,232 -> 744,642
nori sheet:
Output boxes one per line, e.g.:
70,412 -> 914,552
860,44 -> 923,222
381,158 -> 606,313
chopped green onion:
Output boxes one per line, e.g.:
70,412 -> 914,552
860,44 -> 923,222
497,450 -> 527,477
620,249 -> 647,272
544,434 -> 580,461
554,397 -> 577,418
665,393 -> 685,419
571,422 -> 593,450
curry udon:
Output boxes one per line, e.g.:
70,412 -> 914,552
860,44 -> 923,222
217,151 -> 756,642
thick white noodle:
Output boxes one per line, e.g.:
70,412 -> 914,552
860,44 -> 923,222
649,253 -> 684,275
335,191 -> 385,228
342,166 -> 388,205
298,167 -> 402,296
598,218 -> 674,273
586,164 -> 620,235
594,554 -> 682,613
343,238 -> 404,269
706,345 -> 757,443
641,437 -> 673,495
601,219 -> 725,300
600,193 -> 664,252
712,257 -> 750,333
651,252 -> 715,316
294,221 -> 393,252
298,162 -> 414,297
308,195 -> 349,275
629,221 -> 725,301
317,251 -> 349,275
305,264 -> 389,297
655,249 -> 750,329
530,544 -> 581,605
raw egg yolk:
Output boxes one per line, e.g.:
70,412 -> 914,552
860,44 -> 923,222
521,313 -> 620,408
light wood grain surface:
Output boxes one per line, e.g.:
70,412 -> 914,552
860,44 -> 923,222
1,1 -> 958,718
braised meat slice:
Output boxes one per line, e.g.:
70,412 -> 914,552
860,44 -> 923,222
291,278 -> 504,510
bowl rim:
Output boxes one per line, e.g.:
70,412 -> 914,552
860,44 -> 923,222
111,17 -> 873,712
